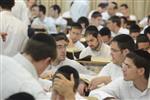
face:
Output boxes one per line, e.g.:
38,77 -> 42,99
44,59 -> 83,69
110,42 -> 125,65
49,8 -> 56,17
31,6 -> 39,17
101,35 -> 111,44
107,3 -> 116,16
86,34 -> 99,50
69,28 -> 82,43
56,40 -> 67,62
107,20 -> 115,32
120,6 -> 128,15
130,32 -> 140,41
122,57 -> 143,81
137,42 -> 150,50
91,17 -> 102,27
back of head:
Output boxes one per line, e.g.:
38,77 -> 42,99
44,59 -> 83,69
129,24 -> 141,33
111,34 -> 136,51
23,33 -> 57,61
126,50 -> 150,80
91,11 -> 102,18
53,65 -> 80,92
5,92 -> 35,100
85,25 -> 99,38
77,17 -> 89,28
39,4 -> 46,15
144,26 -> 150,35
0,0 -> 15,10
109,16 -> 121,27
99,27 -> 111,37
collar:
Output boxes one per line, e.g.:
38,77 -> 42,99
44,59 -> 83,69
13,53 -> 38,79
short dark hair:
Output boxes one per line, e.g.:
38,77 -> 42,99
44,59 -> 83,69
129,24 -> 141,33
71,22 -> 82,30
85,25 -> 99,38
111,2 -> 118,9
53,65 -> 80,92
98,3 -> 108,8
77,17 -> 89,28
39,5 -> 46,15
144,26 -> 150,35
109,16 -> 121,27
23,33 -> 57,61
0,0 -> 15,10
99,27 -> 111,38
111,34 -> 136,51
5,92 -> 35,100
50,4 -> 61,14
126,50 -> 150,80
120,3 -> 128,9
91,11 -> 102,18
52,32 -> 69,42
136,34 -> 149,43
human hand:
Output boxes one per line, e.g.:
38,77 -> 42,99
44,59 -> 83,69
77,81 -> 88,96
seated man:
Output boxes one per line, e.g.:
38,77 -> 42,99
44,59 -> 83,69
79,25 -> 111,59
90,50 -> 150,100
51,65 -> 80,100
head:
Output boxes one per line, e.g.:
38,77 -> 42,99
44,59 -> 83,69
136,34 -> 150,50
69,23 -> 82,43
52,65 -> 80,100
107,16 -> 121,32
129,24 -> 141,41
49,4 -> 61,18
122,50 -> 150,81
110,34 -> 135,65
0,0 -> 14,10
77,17 -> 89,29
38,5 -> 46,17
5,92 -> 35,100
91,11 -> 102,27
120,4 -> 129,15
23,33 -> 57,75
99,27 -> 111,44
120,16 -> 128,28
52,33 -> 69,62
27,0 -> 37,9
97,3 -> 108,13
107,2 -> 118,16
31,4 -> 39,18
85,25 -> 101,50
144,26 -> 150,40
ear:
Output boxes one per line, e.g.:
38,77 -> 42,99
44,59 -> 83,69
123,49 -> 129,56
137,68 -> 145,76
44,57 -> 52,65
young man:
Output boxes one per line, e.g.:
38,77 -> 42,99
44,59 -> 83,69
90,50 -> 150,100
67,23 -> 85,51
41,33 -> 94,79
0,0 -> 28,56
78,34 -> 135,96
79,25 -> 111,59
51,65 -> 80,100
1,33 -> 57,100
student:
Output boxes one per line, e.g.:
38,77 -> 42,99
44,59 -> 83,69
51,65 -> 80,100
90,50 -> 150,100
79,25 -> 111,59
78,34 -> 135,96
0,0 -> 28,56
67,23 -> 85,51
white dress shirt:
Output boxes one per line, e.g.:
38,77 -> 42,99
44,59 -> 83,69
98,62 -> 123,80
0,11 -> 28,57
0,55 -> 50,100
74,41 -> 85,51
70,0 -> 90,22
31,17 -> 57,34
111,27 -> 129,37
79,43 -> 111,59
90,77 -> 150,100
45,58 -> 94,75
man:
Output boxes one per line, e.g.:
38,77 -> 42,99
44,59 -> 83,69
1,33 -> 57,100
67,23 -> 85,51
107,15 -> 129,37
0,0 -> 28,56
41,33 -> 94,79
90,50 -> 150,100
31,4 -> 57,34
79,25 -> 111,59
49,4 -> 67,32
78,34 -> 135,96
51,65 -> 80,100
